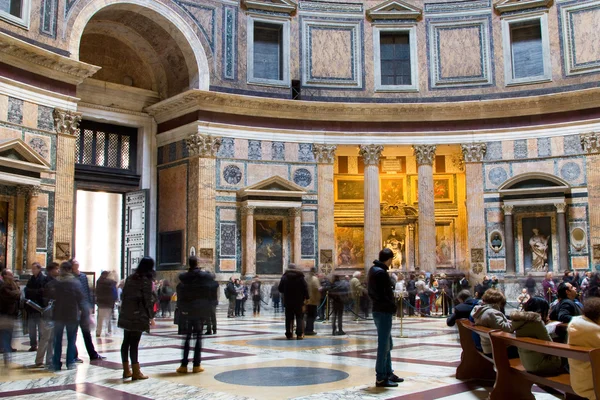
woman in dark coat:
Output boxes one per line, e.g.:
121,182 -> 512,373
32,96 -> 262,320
0,269 -> 21,365
118,257 -> 155,380
329,275 -> 347,336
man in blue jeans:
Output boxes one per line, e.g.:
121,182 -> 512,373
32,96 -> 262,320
368,248 -> 404,388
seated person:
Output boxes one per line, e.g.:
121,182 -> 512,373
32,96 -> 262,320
471,289 -> 513,357
446,290 -> 479,327
550,282 -> 583,342
510,297 -> 563,375
568,297 -> 600,400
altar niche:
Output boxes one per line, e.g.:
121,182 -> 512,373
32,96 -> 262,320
520,215 -> 554,273
256,219 -> 284,275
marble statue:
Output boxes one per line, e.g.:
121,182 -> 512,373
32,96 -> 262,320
384,228 -> 404,268
529,228 -> 549,271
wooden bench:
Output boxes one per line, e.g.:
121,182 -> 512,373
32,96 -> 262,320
489,331 -> 600,400
456,319 -> 496,381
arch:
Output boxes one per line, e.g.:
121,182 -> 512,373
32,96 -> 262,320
498,172 -> 570,191
66,0 -> 210,91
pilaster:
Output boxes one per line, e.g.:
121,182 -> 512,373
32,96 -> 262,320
313,144 -> 336,268
413,144 -> 436,273
359,144 -> 383,273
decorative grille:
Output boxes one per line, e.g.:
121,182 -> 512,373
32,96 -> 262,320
74,120 -> 136,171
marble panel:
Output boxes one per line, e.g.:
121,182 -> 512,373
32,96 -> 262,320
36,106 -> 54,131
551,136 -> 564,156
310,28 -> 353,79
489,258 -> 505,271
173,1 -> 215,52
302,211 -> 315,223
248,140 -> 262,160
301,225 -> 315,257
537,137 -> 551,158
564,135 -> 583,156
569,206 -> 587,221
571,255 -> 589,270
25,133 -> 51,163
285,142 -> 298,162
527,139 -> 537,159
220,208 -> 237,221
246,163 -> 287,186
511,160 -> 554,177
484,141 -> 502,161
158,163 -> 187,233
291,165 -> 316,191
348,156 -> 358,174
563,3 -> 600,74
21,102 -> 37,129
40,0 -> 58,38
234,138 -> 248,160
486,209 -> 503,224
0,126 -> 23,141
7,97 -> 23,125
222,6 -> 237,80
220,222 -> 237,257
219,258 -> 236,271
219,161 -> 245,189
513,140 -> 527,159
218,138 -> 235,158
558,159 -> 585,186
501,140 -> 514,160
261,141 -> 272,161
272,142 -> 285,161
438,27 -> 483,79
298,143 -> 314,162
0,95 -> 8,121
484,164 -> 509,189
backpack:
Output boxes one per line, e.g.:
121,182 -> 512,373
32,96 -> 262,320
224,287 -> 230,299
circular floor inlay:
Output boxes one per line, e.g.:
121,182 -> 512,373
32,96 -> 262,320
246,338 -> 349,347
214,366 -> 349,386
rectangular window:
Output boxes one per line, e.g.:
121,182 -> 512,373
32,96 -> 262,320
380,32 -> 411,86
510,21 -> 544,79
75,120 -> 137,172
254,22 -> 283,81
0,0 -> 29,28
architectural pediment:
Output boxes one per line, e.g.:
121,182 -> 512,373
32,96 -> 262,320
0,32 -> 100,86
367,0 -> 422,21
0,139 -> 50,186
239,176 -> 306,198
241,0 -> 297,15
494,0 -> 553,14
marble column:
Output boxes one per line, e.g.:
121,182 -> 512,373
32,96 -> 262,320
52,109 -> 81,261
185,132 -> 221,269
291,207 -> 302,266
414,145 -> 437,273
580,132 -> 600,264
503,205 -> 516,274
407,223 -> 415,271
242,206 -> 256,276
26,186 -> 40,269
359,144 -> 383,273
15,186 -> 28,273
462,143 -> 487,277
312,144 -> 336,268
555,203 -> 569,271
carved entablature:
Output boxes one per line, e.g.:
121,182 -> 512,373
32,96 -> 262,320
359,144 -> 384,166
461,143 -> 487,163
53,109 -> 82,136
366,0 -> 422,21
186,133 -> 222,158
580,132 -> 600,154
242,0 -> 297,15
413,144 -> 436,166
494,0 -> 553,14
312,144 -> 337,164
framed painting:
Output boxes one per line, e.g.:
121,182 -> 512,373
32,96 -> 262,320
335,226 -> 364,267
380,177 -> 405,205
256,220 -> 284,275
334,176 -> 364,202
411,174 -> 455,204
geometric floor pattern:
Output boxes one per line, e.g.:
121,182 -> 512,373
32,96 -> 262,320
0,306 -> 561,399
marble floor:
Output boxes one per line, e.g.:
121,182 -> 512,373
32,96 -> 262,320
0,306 -> 560,400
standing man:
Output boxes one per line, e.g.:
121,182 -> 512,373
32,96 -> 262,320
368,248 -> 404,388
71,260 -> 104,361
225,276 -> 236,318
25,262 -> 46,351
305,267 -> 321,335
278,264 -> 309,340
0,269 -> 20,365
35,261 -> 59,368
204,270 -> 218,335
350,271 -> 363,320
250,276 -> 262,317
96,271 -> 117,337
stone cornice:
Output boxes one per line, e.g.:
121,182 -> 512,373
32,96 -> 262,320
0,32 -> 100,85
145,88 -> 600,125
242,0 -> 297,14
494,0 -> 553,14
367,0 -> 422,21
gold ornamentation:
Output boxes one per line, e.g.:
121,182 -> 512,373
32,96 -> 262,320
53,109 -> 82,136
413,144 -> 436,166
185,133 -> 221,158
312,144 -> 337,164
461,143 -> 487,163
359,144 -> 384,166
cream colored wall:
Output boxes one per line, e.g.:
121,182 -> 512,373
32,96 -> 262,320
75,190 -> 123,282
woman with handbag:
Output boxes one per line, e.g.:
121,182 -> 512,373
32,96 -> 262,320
118,257 -> 155,380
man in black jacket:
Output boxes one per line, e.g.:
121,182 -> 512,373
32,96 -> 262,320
25,262 -> 47,351
446,290 -> 479,327
368,248 -> 404,388
278,263 -> 309,339
550,282 -> 582,323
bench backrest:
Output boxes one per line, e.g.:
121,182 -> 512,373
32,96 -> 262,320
458,319 -> 496,337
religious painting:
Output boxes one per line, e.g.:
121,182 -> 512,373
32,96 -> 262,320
522,217 -> 553,272
334,176 -> 364,202
382,226 -> 405,269
0,201 -> 7,267
380,177 -> 405,205
411,175 -> 455,204
435,224 -> 455,268
335,226 -> 364,267
256,220 -> 283,275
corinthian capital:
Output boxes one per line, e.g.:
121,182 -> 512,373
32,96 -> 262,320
186,133 -> 222,158
461,143 -> 487,163
359,144 -> 384,166
580,132 -> 600,154
241,205 -> 256,216
53,109 -> 82,136
413,144 -> 437,166
312,144 -> 337,164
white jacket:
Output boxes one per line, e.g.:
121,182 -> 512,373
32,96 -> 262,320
568,316 -> 600,400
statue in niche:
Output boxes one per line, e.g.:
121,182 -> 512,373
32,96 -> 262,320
529,228 -> 549,271
384,228 -> 404,268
